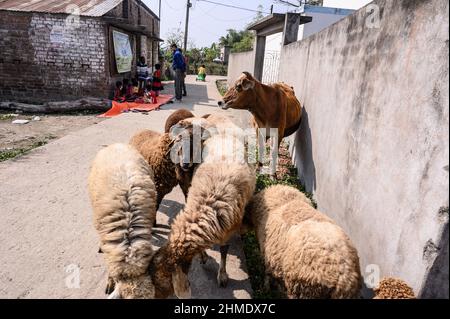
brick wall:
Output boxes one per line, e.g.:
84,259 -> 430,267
0,11 -> 108,103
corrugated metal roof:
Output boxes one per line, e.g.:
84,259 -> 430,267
0,0 -> 123,17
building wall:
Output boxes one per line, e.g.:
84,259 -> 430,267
279,0 -> 449,297
298,6 -> 354,40
107,0 -> 160,66
0,11 -> 108,103
227,50 -> 255,87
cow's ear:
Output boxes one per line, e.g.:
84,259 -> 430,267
242,71 -> 254,79
242,78 -> 255,90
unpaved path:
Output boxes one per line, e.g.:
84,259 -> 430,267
0,113 -> 105,152
0,75 -> 253,299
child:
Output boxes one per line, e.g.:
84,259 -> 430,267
113,81 -> 124,102
152,64 -> 163,96
137,56 -> 151,92
122,78 -> 135,102
197,64 -> 206,82
132,79 -> 140,96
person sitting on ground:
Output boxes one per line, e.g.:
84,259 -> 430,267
113,81 -> 125,102
197,64 -> 206,82
143,82 -> 160,110
121,78 -> 135,102
152,64 -> 163,96
132,78 -> 140,96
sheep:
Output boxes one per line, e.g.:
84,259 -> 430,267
129,112 -> 210,213
129,127 -> 202,222
147,161 -> 256,298
373,278 -> 416,299
164,109 -> 212,134
164,109 -> 195,134
88,143 -> 157,299
244,184 -> 362,299
164,110 -> 212,201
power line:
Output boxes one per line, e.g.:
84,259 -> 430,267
196,2 -> 256,22
195,0 -> 271,15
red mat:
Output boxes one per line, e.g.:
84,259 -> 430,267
99,94 -> 174,118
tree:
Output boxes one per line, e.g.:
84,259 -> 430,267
165,27 -> 184,48
251,4 -> 264,24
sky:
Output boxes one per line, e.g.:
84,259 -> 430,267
143,0 -> 373,48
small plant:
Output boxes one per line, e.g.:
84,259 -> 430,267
0,114 -> 17,121
216,80 -> 228,97
0,135 -> 56,162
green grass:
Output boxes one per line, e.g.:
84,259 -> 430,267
216,80 -> 228,97
0,135 -> 56,162
0,114 -> 17,121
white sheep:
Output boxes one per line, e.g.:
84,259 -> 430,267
88,143 -> 157,299
147,161 -> 256,298
244,185 -> 362,298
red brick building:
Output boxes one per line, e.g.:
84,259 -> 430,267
0,0 -> 162,103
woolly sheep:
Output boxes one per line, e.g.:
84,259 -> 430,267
147,161 -> 256,298
88,143 -> 157,299
129,130 -> 187,216
245,184 -> 362,298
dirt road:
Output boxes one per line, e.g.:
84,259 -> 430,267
0,76 -> 254,299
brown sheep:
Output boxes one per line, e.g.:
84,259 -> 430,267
129,130 -> 179,216
245,185 -> 362,299
164,109 -> 195,134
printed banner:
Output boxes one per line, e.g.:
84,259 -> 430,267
112,30 -> 132,73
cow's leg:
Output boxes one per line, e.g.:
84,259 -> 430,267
257,128 -> 266,174
217,244 -> 230,287
268,130 -> 279,179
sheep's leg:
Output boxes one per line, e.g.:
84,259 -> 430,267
217,244 -> 229,287
153,196 -> 162,228
105,276 -> 115,295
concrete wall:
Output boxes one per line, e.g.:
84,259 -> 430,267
279,0 -> 449,297
227,50 -> 255,87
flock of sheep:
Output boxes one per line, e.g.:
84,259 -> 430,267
87,73 -> 414,299
88,107 -> 362,299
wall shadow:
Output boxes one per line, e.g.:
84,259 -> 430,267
292,107 -> 317,193
420,218 -> 449,298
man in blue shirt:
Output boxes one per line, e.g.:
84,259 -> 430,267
171,44 -> 186,101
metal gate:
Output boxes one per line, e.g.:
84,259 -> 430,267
262,50 -> 280,84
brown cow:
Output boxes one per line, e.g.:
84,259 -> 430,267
218,72 -> 302,147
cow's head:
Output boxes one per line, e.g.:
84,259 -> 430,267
218,72 -> 256,110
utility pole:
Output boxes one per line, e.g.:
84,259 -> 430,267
270,4 -> 274,14
159,0 -> 161,18
184,0 -> 192,52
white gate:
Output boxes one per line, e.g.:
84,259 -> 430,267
262,50 -> 281,84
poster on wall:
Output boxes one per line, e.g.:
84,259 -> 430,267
112,30 -> 133,73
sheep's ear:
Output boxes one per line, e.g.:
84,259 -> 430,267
172,266 -> 191,299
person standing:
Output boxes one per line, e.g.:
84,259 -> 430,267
171,44 -> 186,102
180,49 -> 188,96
